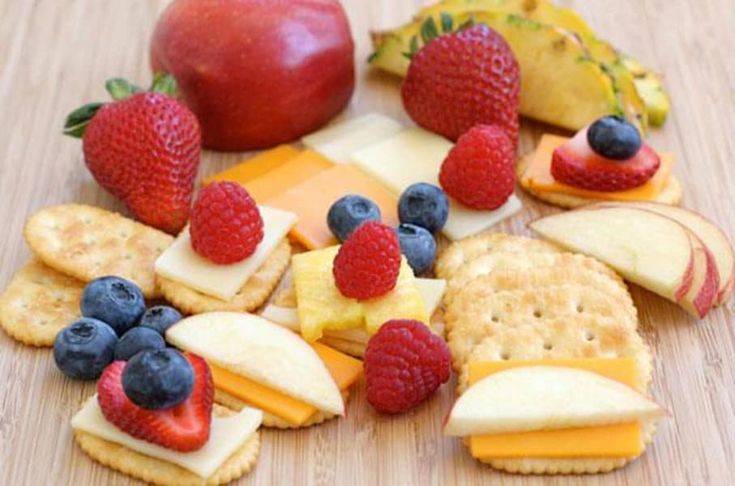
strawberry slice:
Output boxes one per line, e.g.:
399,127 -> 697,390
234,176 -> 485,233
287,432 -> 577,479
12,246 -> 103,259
551,128 -> 661,192
97,353 -> 213,452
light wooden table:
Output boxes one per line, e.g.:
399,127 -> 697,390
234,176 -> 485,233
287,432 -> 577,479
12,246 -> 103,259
1,0 -> 734,484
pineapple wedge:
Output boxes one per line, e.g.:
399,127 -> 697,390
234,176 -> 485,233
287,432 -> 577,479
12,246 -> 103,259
291,246 -> 428,342
622,56 -> 670,127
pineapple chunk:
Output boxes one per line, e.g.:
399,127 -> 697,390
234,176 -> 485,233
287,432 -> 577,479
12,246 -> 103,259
292,246 -> 428,342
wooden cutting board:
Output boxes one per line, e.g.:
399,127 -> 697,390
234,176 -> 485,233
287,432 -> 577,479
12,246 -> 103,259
1,0 -> 733,484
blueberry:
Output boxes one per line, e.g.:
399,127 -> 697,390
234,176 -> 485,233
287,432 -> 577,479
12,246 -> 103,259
114,327 -> 166,361
53,318 -> 118,380
327,195 -> 381,242
122,349 -> 194,410
587,115 -> 642,160
396,224 -> 437,275
398,183 -> 449,233
80,276 -> 145,336
139,305 -> 182,336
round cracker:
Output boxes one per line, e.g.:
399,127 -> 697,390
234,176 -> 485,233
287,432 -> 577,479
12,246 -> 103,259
318,336 -> 366,358
23,204 -> 173,298
435,233 -> 561,280
213,388 -> 349,429
517,155 -> 683,209
73,405 -> 259,486
157,239 -> 291,314
0,259 -> 84,346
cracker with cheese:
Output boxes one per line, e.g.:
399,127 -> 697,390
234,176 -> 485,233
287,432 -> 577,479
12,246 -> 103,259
23,204 -> 173,298
73,400 -> 261,485
0,259 -> 83,346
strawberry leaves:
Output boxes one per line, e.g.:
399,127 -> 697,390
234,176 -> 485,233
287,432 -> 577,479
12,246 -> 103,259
402,13 -> 477,60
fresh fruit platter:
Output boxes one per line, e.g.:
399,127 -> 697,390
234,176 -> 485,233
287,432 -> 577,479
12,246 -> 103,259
1,0 -> 734,485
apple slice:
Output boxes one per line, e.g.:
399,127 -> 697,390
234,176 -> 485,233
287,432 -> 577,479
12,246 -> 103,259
676,233 -> 718,317
600,202 -> 734,305
444,366 -> 664,437
530,206 -> 695,306
166,312 -> 344,416
444,366 -> 665,437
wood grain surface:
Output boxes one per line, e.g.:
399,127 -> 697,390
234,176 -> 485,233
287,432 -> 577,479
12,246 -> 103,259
1,0 -> 734,484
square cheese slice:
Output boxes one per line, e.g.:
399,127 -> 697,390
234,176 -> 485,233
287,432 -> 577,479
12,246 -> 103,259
71,396 -> 262,479
467,358 -> 643,460
155,206 -> 297,301
202,145 -> 300,186
266,164 -> 399,250
302,113 -> 404,162
350,128 -> 522,240
243,150 -> 332,201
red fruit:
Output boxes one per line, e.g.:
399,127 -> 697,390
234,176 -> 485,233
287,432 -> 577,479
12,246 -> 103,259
439,125 -> 516,210
333,221 -> 401,300
364,320 -> 451,414
97,353 -> 214,452
190,182 -> 264,264
150,0 -> 355,151
79,89 -> 201,234
551,128 -> 661,191
401,24 -> 520,147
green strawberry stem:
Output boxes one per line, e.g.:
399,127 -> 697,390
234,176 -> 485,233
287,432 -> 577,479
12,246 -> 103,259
63,73 -> 178,138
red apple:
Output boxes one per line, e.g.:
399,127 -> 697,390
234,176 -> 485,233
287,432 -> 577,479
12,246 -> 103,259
150,0 -> 355,151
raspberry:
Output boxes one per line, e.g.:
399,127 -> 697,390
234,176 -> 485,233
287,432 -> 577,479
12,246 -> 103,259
333,221 -> 401,299
364,320 -> 451,414
190,182 -> 264,264
439,125 -> 515,210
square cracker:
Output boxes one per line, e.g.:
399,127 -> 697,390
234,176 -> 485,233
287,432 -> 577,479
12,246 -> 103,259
74,404 -> 259,486
0,259 -> 84,346
23,204 -> 173,298
435,233 -> 561,280
445,281 -> 639,369
157,239 -> 291,314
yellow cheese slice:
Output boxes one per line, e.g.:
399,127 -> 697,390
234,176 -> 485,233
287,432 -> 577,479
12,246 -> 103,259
154,206 -> 297,301
468,358 -> 642,460
208,343 -> 363,425
71,396 -> 262,479
243,149 -> 332,202
520,134 -> 674,201
266,165 -> 399,250
202,145 -> 300,186
302,113 -> 404,162
349,128 -> 522,240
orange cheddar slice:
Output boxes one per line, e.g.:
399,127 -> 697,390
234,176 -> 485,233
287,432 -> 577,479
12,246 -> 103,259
243,149 -> 333,202
468,358 -> 642,460
521,134 -> 673,201
266,165 -> 399,249
209,343 -> 363,425
202,145 -> 300,186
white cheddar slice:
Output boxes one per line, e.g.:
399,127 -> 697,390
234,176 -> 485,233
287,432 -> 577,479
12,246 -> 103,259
302,113 -> 404,162
350,128 -> 522,240
260,278 -> 446,342
155,206 -> 297,300
71,396 -> 262,479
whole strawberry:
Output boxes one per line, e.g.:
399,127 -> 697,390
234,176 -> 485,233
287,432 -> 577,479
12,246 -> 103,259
401,24 -> 520,148
439,125 -> 515,210
64,75 -> 201,234
365,320 -> 451,414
